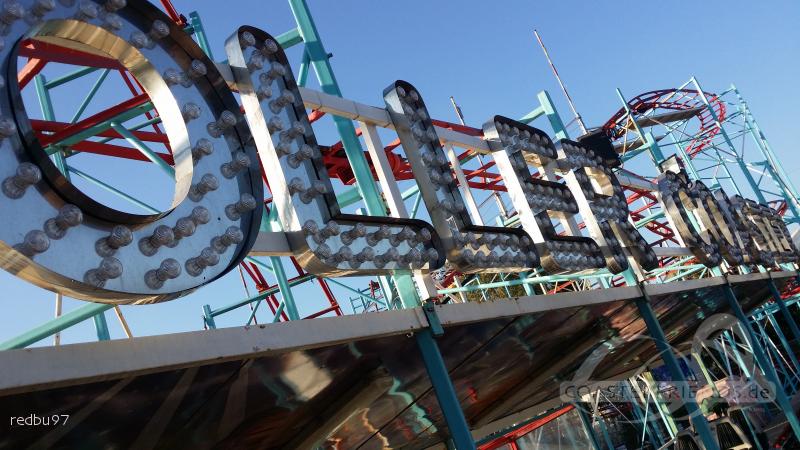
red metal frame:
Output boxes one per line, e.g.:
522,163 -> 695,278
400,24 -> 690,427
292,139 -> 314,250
477,405 -> 575,450
602,88 -> 726,157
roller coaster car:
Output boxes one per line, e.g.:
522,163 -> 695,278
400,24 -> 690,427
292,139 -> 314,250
656,418 -> 753,450
657,430 -> 704,450
710,418 -> 752,450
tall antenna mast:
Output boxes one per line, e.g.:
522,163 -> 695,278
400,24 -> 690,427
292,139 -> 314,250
533,29 -> 588,135
449,96 -> 466,126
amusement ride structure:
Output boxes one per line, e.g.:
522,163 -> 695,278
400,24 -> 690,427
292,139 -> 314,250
0,1 -> 799,449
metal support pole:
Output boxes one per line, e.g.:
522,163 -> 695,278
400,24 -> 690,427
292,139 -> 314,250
723,280 -> 800,437
732,85 -> 800,219
754,318 -> 794,392
415,329 -> 475,450
287,0 -> 422,308
691,77 -> 764,202
93,312 -> 111,341
267,257 -> 300,321
765,312 -> 800,383
296,48 -> 311,87
53,293 -> 62,346
641,372 -> 678,438
110,122 -> 175,177
574,403 -> 603,450
536,91 -> 569,140
768,279 -> 800,353
533,30 -> 587,135
635,293 -> 720,450
0,303 -> 113,349
202,304 -> 217,330
188,11 -> 213,58
34,75 -> 69,178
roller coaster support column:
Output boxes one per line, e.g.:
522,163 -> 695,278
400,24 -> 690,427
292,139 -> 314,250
768,277 -> 800,365
723,278 -> 800,437
574,403 -> 604,450
287,0 -> 420,308
691,77 -> 765,203
732,85 -> 800,220
416,305 -> 475,450
0,303 -> 113,349
636,287 -> 719,450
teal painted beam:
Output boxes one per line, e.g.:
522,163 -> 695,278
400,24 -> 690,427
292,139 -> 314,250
0,303 -> 113,350
518,105 -> 545,124
276,27 -> 303,49
48,101 -> 154,150
70,68 -> 111,123
97,117 -> 162,145
68,166 -> 159,213
636,294 -> 719,450
34,75 -> 69,179
416,329 -> 476,450
297,48 -> 311,87
188,12 -> 213,59
93,312 -> 111,341
574,403 -> 603,450
202,304 -> 217,329
287,0 -> 421,308
724,281 -> 800,437
110,122 -> 175,177
210,274 -> 316,317
44,66 -> 98,89
537,90 -> 569,140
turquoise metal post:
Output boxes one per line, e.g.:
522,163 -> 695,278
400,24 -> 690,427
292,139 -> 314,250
768,279 -> 800,354
723,280 -> 800,437
415,329 -> 475,450
574,403 -> 603,450
110,122 -> 175,177
34,75 -> 69,178
635,292 -> 720,450
287,0 -> 421,308
70,69 -> 111,123
188,12 -> 213,59
691,77 -> 764,202
286,0 -> 384,217
754,318 -> 793,390
202,304 -> 217,329
93,313 -> 111,341
0,303 -> 113,349
724,331 -> 752,378
626,383 -> 663,447
765,312 -> 800,384
68,166 -> 160,213
34,73 -> 118,343
536,90 -> 569,140
263,208 -> 301,321
267,257 -> 300,321
296,48 -> 311,87
732,85 -> 800,219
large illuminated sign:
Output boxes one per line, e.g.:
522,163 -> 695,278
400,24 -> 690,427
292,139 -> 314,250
0,5 -> 794,304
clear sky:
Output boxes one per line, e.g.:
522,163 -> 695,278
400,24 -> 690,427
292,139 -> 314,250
2,0 -> 799,346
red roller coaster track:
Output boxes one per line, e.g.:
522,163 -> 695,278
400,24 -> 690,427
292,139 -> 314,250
602,88 -> 726,157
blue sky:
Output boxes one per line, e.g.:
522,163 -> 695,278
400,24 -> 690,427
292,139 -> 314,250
3,0 -> 800,346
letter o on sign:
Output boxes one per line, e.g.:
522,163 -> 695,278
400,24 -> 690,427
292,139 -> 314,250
0,0 -> 262,304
